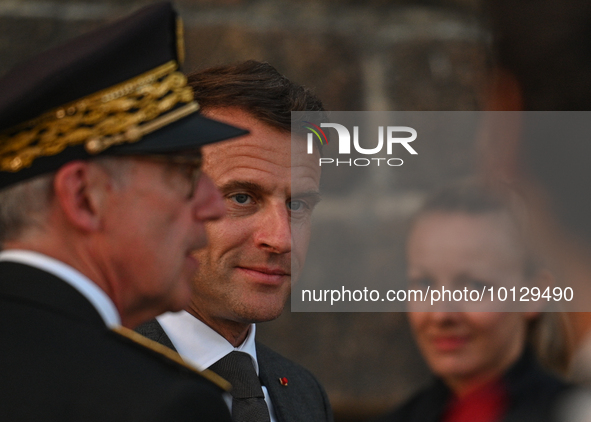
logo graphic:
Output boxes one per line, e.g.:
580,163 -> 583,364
303,122 -> 417,158
301,121 -> 418,167
302,121 -> 329,145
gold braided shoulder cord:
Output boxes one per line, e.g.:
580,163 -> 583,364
0,60 -> 199,172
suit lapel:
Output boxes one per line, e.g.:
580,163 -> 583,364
0,261 -> 106,328
257,343 -> 292,422
135,319 -> 178,352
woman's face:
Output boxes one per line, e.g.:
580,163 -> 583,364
406,211 -> 537,394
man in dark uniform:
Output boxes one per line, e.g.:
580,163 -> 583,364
0,2 -> 246,420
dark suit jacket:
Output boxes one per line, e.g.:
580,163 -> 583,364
0,261 -> 232,422
374,350 -> 569,422
137,318 -> 334,422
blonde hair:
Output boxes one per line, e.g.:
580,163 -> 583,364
528,312 -> 574,376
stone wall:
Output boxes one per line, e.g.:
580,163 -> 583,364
0,1 -> 489,420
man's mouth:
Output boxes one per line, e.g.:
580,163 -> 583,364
236,266 -> 290,285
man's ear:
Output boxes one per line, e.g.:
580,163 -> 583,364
53,161 -> 107,232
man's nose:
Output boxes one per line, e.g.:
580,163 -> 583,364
192,174 -> 225,222
254,202 -> 292,254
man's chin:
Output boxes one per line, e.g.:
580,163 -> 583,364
235,301 -> 287,324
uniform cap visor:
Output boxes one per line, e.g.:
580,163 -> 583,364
109,111 -> 248,155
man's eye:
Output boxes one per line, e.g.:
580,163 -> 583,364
231,194 -> 252,204
288,200 -> 305,211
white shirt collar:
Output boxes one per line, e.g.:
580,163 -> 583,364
0,249 -> 121,328
157,310 -> 259,373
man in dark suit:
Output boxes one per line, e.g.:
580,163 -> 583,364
0,2 -> 247,420
137,61 -> 333,422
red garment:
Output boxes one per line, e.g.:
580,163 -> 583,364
441,379 -> 508,422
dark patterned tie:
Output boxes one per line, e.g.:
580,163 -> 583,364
209,351 -> 271,422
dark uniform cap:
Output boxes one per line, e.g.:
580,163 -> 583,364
0,1 -> 247,190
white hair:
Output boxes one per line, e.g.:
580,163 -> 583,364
0,173 -> 55,244
0,157 -> 133,246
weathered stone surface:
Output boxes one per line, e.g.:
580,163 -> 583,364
385,40 -> 489,110
184,25 -> 364,110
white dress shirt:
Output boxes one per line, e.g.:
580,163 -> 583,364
0,249 -> 121,328
157,311 -> 278,421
